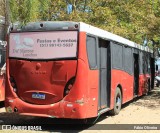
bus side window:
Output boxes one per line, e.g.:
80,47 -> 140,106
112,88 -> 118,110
142,53 -> 146,74
148,57 -> 151,74
139,51 -> 143,74
111,42 -> 123,70
142,52 -> 149,74
86,36 -> 97,69
123,47 -> 132,74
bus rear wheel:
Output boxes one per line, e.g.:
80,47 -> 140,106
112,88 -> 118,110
145,80 -> 150,95
110,87 -> 122,115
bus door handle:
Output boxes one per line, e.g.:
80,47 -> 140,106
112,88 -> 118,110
54,61 -> 65,66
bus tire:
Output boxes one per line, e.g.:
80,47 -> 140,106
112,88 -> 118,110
145,80 -> 150,95
148,80 -> 151,91
156,82 -> 159,87
110,87 -> 122,115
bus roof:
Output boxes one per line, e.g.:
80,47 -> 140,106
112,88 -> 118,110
11,21 -> 153,53
79,22 -> 153,53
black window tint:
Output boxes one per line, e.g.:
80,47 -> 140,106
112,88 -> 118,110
148,56 -> 151,74
124,47 -> 133,74
143,52 -> 148,74
139,51 -> 143,74
142,52 -> 145,74
144,53 -> 150,74
86,36 -> 97,69
112,43 -> 123,69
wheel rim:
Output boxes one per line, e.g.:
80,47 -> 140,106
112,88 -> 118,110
116,94 -> 121,109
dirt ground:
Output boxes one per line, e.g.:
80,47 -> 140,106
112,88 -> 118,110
0,87 -> 160,133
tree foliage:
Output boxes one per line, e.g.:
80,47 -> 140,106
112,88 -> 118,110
0,0 -> 160,46
0,0 -> 5,16
9,0 -> 40,25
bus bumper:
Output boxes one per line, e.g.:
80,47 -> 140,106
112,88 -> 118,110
5,97 -> 87,119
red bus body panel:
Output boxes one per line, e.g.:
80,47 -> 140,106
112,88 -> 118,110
110,70 -> 150,109
9,59 -> 77,105
110,70 -> 133,109
5,32 -> 99,118
0,75 -> 5,101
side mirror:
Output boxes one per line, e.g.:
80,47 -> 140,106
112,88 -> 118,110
156,65 -> 158,71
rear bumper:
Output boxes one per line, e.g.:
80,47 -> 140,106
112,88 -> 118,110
5,97 -> 87,119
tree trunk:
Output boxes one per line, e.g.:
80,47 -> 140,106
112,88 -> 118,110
4,0 -> 10,36
73,0 -> 78,12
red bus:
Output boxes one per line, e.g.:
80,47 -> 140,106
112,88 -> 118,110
5,21 -> 155,120
0,16 -> 6,102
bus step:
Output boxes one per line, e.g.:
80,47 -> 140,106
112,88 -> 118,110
98,107 -> 110,116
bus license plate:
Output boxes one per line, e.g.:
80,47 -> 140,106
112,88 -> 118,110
32,93 -> 45,99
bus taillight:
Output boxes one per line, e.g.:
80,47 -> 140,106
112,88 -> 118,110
10,76 -> 17,92
63,77 -> 75,97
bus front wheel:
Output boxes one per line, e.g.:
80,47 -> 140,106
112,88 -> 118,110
110,87 -> 122,115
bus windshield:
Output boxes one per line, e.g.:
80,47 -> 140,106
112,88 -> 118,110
9,31 -> 78,59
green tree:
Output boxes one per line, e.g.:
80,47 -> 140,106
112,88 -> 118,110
6,0 -> 160,47
9,0 -> 40,25
0,0 -> 5,16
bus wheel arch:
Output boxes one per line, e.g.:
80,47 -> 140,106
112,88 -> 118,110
110,85 -> 122,115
